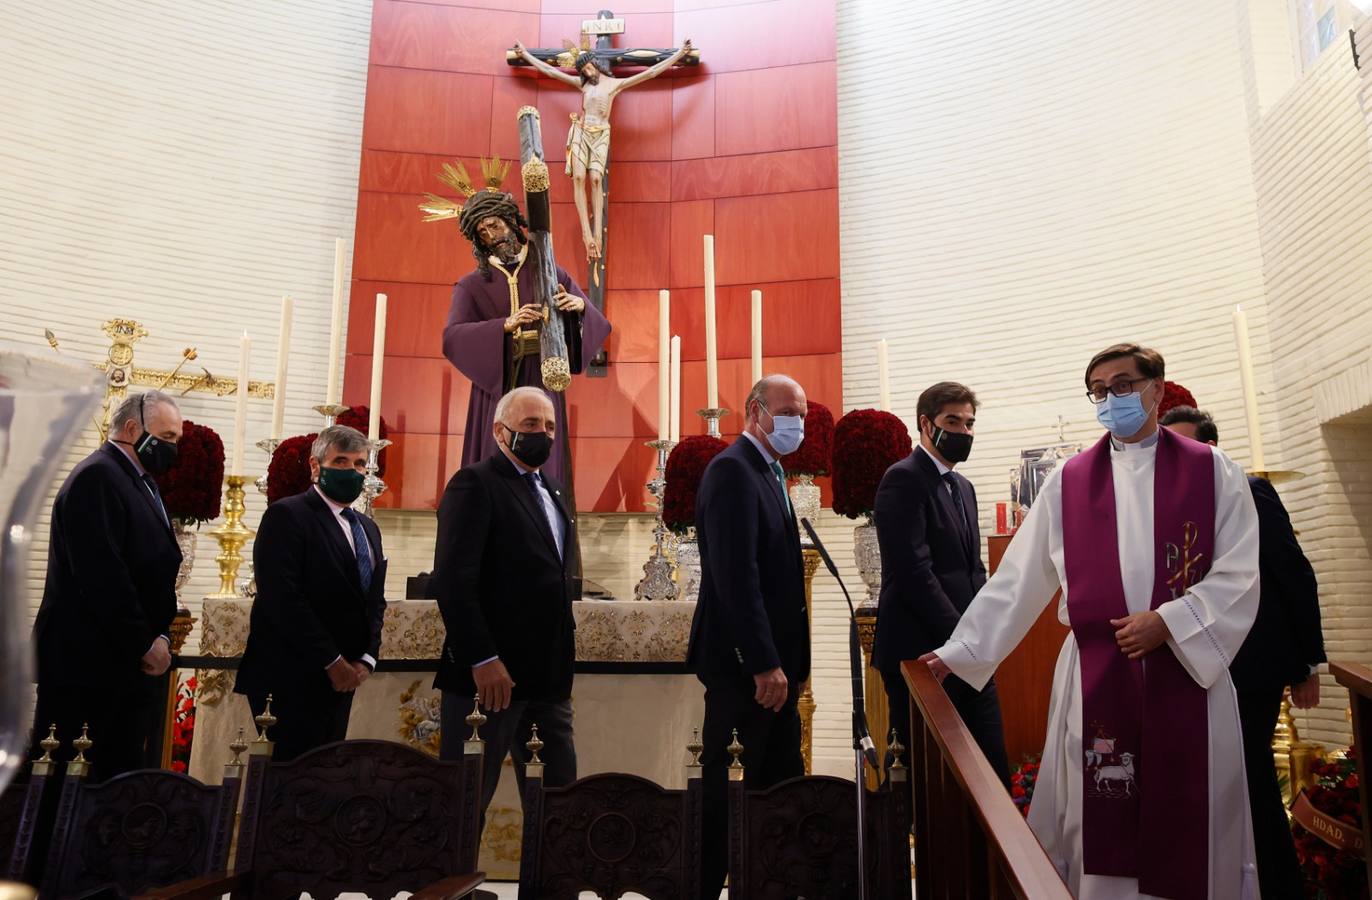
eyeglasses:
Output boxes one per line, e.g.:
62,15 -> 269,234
1085,377 -> 1152,404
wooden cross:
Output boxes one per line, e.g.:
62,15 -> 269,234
508,10 -> 699,377
89,318 -> 274,438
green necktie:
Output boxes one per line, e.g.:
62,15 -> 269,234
770,460 -> 791,514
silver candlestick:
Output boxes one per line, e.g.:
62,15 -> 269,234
697,407 -> 730,439
254,437 -> 281,495
312,402 -> 349,428
634,439 -> 678,601
351,438 -> 392,519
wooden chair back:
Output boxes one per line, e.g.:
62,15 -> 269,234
518,729 -> 703,900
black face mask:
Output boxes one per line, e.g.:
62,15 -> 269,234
317,466 -> 366,505
505,426 -> 553,469
116,394 -> 178,475
929,424 -> 974,465
134,431 -> 179,476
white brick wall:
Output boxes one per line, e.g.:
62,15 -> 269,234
1249,22 -> 1372,745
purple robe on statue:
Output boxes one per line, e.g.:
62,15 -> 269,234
442,252 -> 611,495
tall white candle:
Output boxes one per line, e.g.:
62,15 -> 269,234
658,289 -> 671,442
877,338 -> 891,412
324,238 -> 346,406
670,335 -> 682,443
703,234 -> 719,410
1232,305 -> 1266,471
231,332 -> 251,475
368,293 -> 388,441
270,295 -> 293,440
750,289 -> 763,385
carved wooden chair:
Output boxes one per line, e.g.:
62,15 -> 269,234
726,730 -> 912,900
518,726 -> 704,900
7,724 -> 242,898
145,699 -> 487,900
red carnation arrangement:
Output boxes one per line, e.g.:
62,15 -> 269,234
781,401 -> 834,478
153,419 -> 224,526
337,405 -> 389,476
1292,749 -> 1367,897
831,409 -> 913,519
266,433 -> 318,504
663,435 -> 728,534
1158,380 -> 1198,417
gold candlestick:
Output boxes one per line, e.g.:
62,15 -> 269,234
208,475 -> 255,599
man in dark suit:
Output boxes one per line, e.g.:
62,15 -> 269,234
31,390 -> 183,781
1163,405 -> 1325,899
688,374 -> 811,900
235,424 -> 387,761
873,381 -> 1009,786
434,386 -> 579,824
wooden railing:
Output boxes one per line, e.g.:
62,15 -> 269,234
902,660 -> 1071,899
1330,661 -> 1372,890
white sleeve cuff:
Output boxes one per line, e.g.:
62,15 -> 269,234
473,656 -> 499,668
1156,597 -> 1202,644
361,654 -> 377,669
325,654 -> 343,669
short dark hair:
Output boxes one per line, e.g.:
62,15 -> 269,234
916,381 -> 978,426
1084,343 -> 1165,386
1159,405 -> 1219,444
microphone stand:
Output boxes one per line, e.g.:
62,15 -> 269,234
801,517 -> 876,900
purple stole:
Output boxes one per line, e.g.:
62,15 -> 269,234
1061,428 -> 1214,900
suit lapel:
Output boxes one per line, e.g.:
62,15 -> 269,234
304,489 -> 362,591
738,437 -> 797,534
494,454 -> 560,558
917,449 -> 970,566
102,443 -> 176,544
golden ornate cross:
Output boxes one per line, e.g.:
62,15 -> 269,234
91,318 -> 275,438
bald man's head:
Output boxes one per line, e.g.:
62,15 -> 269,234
744,375 -> 807,456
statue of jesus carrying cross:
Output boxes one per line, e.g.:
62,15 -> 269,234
512,37 -> 694,262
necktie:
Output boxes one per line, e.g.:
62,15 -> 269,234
769,460 -> 791,515
942,471 -> 972,555
141,474 -> 170,528
524,472 -> 563,558
340,508 -> 374,591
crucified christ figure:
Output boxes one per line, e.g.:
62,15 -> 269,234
513,38 -> 693,261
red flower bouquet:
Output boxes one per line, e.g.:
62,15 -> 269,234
153,419 -> 224,525
337,405 -> 389,476
663,435 -> 728,534
781,401 -> 834,478
1293,749 -> 1368,898
831,409 -> 913,519
169,675 -> 197,774
1159,381 -> 1198,417
266,433 -> 318,504
1011,756 -> 1041,817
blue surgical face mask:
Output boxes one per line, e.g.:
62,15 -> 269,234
761,404 -> 805,456
1095,381 -> 1154,438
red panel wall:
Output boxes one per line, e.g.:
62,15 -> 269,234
346,0 -> 841,511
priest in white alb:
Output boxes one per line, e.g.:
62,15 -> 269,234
922,343 -> 1261,900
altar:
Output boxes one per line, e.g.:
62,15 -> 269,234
185,597 -> 703,880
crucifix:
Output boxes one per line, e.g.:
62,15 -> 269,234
509,10 -> 699,375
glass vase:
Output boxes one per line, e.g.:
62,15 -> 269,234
0,347 -> 102,793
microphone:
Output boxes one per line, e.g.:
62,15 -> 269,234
800,517 -> 880,771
